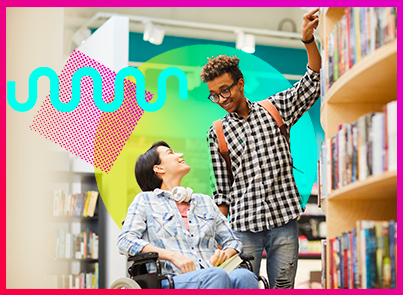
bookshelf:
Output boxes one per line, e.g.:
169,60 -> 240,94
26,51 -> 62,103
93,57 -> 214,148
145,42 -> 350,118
319,7 -> 397,289
46,153 -> 106,289
298,191 -> 326,259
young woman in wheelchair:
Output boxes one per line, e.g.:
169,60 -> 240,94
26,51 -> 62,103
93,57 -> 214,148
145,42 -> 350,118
117,141 -> 260,289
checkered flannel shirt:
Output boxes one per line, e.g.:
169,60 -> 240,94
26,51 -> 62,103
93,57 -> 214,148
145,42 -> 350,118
207,66 -> 320,232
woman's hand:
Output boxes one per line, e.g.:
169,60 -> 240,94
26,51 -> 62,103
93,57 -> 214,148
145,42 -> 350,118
209,249 -> 230,267
170,252 -> 197,274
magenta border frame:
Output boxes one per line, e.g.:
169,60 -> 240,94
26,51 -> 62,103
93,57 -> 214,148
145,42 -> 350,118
3,1 -> 400,294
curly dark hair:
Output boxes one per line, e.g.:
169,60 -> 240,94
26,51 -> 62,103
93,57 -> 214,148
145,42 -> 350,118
200,55 -> 243,83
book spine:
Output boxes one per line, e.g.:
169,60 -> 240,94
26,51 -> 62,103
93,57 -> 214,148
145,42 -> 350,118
389,221 -> 396,288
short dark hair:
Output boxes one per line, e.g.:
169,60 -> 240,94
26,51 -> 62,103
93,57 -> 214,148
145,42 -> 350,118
135,141 -> 170,191
200,55 -> 243,83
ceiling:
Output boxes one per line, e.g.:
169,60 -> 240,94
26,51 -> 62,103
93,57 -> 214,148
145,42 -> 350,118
63,7 -> 319,58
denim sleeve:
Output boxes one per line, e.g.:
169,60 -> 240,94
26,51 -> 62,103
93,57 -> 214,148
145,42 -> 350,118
209,196 -> 242,253
117,193 -> 150,256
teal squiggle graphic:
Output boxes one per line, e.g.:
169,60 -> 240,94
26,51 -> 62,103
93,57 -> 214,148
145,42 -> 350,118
153,67 -> 188,112
7,67 -> 59,112
115,67 -> 145,112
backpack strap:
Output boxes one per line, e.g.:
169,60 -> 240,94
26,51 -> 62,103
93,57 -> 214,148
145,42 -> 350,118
257,99 -> 290,148
213,119 -> 234,183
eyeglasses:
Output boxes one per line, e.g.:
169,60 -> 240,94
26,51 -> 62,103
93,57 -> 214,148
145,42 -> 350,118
207,79 -> 239,103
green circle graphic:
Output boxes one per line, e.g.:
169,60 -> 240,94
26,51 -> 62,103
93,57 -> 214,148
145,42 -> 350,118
95,44 -> 317,228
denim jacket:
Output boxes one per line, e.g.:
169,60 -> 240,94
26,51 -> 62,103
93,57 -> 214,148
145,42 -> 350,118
117,189 -> 242,275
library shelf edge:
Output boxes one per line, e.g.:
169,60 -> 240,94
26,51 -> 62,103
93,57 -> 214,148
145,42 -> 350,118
320,39 -> 397,139
320,7 -> 397,289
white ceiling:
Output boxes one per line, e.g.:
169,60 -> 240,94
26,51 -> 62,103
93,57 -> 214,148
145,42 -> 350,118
63,7 -> 318,58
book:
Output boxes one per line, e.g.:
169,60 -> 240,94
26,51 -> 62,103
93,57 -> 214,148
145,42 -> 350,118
83,191 -> 91,217
53,190 -> 62,216
87,191 -> 99,217
386,100 -> 397,171
372,113 -> 385,176
218,253 -> 243,274
80,193 -> 88,217
321,239 -> 327,288
389,221 -> 396,288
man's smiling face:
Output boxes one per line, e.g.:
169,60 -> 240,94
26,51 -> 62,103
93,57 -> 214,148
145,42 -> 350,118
207,72 -> 245,114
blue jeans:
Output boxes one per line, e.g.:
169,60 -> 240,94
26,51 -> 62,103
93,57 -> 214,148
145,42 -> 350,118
234,218 -> 299,289
161,267 -> 259,289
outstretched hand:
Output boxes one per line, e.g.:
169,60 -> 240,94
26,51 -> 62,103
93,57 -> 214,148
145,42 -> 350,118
302,8 -> 320,41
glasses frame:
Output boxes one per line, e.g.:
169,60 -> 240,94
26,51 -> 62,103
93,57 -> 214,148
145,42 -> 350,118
207,79 -> 239,103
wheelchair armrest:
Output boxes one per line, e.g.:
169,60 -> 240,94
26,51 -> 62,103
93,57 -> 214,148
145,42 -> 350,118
128,251 -> 159,265
128,252 -> 162,278
239,253 -> 254,261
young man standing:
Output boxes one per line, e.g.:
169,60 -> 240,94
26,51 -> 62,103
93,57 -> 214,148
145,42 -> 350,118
201,8 -> 321,289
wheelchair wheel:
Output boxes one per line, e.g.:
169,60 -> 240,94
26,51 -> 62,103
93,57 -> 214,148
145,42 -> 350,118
109,277 -> 142,289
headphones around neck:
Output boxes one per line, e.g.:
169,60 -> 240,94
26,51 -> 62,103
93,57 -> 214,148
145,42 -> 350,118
171,186 -> 193,203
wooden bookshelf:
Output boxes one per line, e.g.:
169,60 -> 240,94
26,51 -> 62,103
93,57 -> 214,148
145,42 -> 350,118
320,39 -> 397,139
326,170 -> 397,201
320,7 -> 397,289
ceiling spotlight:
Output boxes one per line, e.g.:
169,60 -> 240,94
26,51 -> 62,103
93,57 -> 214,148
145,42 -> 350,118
242,34 -> 255,53
149,25 -> 165,45
72,28 -> 91,46
235,31 -> 255,53
143,21 -> 154,41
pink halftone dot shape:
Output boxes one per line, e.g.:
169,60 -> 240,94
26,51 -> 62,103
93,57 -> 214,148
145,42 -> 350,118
30,50 -> 153,173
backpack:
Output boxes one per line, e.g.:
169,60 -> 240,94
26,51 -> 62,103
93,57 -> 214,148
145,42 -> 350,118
213,99 -> 294,183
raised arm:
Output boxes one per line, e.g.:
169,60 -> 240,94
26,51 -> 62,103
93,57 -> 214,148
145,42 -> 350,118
302,8 -> 321,73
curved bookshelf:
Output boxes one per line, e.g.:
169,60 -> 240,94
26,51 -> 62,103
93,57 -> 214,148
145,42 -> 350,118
321,39 -> 397,108
320,7 -> 397,289
326,170 -> 397,201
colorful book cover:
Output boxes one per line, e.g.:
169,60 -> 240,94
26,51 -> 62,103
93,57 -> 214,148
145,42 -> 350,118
345,7 -> 351,71
80,192 -> 88,217
333,24 -> 339,82
360,7 -> 367,58
332,237 -> 340,289
389,221 -> 396,288
365,226 -> 377,289
351,123 -> 358,182
342,232 -> 349,288
332,136 -> 337,191
354,7 -> 361,62
349,7 -> 356,67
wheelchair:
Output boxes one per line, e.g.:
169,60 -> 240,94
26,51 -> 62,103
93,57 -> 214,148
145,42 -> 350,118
109,251 -> 269,289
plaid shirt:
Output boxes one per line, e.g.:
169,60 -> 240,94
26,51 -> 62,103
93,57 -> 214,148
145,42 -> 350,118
207,66 -> 320,232
117,189 -> 242,276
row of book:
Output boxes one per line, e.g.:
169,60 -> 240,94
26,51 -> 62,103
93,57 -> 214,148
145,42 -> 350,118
53,190 -> 99,217
49,227 -> 99,260
324,219 -> 397,289
299,236 -> 322,254
320,7 -> 397,100
318,100 -> 397,199
46,265 -> 99,289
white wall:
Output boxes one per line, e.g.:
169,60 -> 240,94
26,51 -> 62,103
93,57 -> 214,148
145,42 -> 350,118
75,15 -> 129,288
6,7 -> 64,288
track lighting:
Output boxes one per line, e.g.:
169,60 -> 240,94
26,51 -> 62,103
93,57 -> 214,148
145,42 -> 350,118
72,28 -> 91,46
236,31 -> 256,53
149,25 -> 165,45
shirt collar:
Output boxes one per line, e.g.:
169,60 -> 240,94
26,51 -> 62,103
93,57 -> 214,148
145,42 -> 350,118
227,98 -> 255,121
